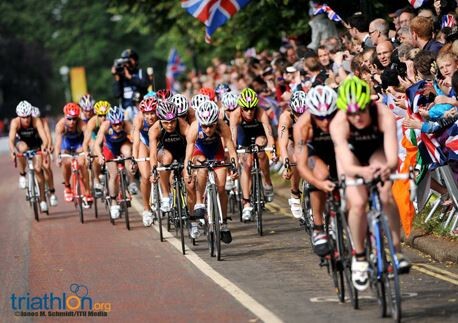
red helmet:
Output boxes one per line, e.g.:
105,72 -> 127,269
63,103 -> 80,117
199,87 -> 216,101
156,89 -> 171,100
139,97 -> 158,113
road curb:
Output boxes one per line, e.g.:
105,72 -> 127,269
404,229 -> 458,263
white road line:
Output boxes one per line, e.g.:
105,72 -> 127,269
131,198 -> 283,323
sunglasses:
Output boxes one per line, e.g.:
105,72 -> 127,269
241,107 -> 255,112
20,116 -> 30,119
314,111 -> 337,121
96,114 -> 106,117
66,117 -> 77,121
202,123 -> 216,129
112,122 -> 122,126
346,110 -> 364,117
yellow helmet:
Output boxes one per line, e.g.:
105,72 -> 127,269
94,100 -> 111,116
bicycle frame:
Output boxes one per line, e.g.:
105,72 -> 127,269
16,150 -> 42,221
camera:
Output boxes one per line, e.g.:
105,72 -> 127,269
113,58 -> 129,74
391,62 -> 407,78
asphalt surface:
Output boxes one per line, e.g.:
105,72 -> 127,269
0,154 -> 457,322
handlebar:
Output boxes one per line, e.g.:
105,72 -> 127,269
187,158 -> 237,176
59,152 -> 87,160
284,157 -> 296,170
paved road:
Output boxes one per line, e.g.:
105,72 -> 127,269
0,154 -> 457,322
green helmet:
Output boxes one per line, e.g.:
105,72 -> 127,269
336,76 -> 371,113
237,88 -> 259,109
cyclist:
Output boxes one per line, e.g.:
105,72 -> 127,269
82,100 -> 111,195
93,106 -> 135,219
215,83 -> 231,103
330,76 -> 411,291
278,91 -> 307,219
132,97 -> 158,226
171,94 -> 190,123
149,100 -> 193,214
79,94 -> 95,124
31,106 -> 58,207
189,93 -> 210,124
54,103 -> 92,207
9,101 -> 49,212
184,101 -> 238,242
229,87 -> 276,221
220,92 -> 238,126
293,86 -> 339,257
199,87 -> 216,101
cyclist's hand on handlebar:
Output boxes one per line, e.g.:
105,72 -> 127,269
316,180 -> 336,193
376,165 -> 392,182
360,165 -> 379,181
230,169 -> 239,180
98,155 -> 105,165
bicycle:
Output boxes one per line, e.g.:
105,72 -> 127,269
86,154 -> 100,219
104,156 -> 135,230
341,171 -> 415,322
226,165 -> 243,222
15,150 -> 43,221
188,159 -> 236,260
59,152 -> 88,224
154,161 -> 190,254
236,138 -> 276,236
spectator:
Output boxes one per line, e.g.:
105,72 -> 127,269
317,45 -> 333,71
369,18 -> 390,46
399,10 -> 415,28
376,41 -> 395,69
286,46 -> 298,65
398,26 -> 414,45
347,13 -> 374,49
417,8 -> 437,24
410,16 -> 443,56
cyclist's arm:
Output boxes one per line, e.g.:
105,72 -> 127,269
277,111 -> 291,163
43,119 -> 53,149
293,113 -> 319,185
82,117 -> 95,153
229,109 -> 240,146
131,114 -> 142,159
34,117 -> 48,149
219,120 -> 238,168
258,108 -> 275,147
377,103 -> 399,171
148,122 -> 160,169
329,111 -> 361,177
93,121 -> 109,158
8,118 -> 19,155
54,119 -> 65,159
184,122 -> 198,176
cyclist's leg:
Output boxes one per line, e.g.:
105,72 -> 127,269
240,152 -> 253,207
76,148 -> 90,195
288,141 -> 302,218
15,141 -> 28,174
32,154 -> 46,202
215,167 -> 228,220
157,149 -> 172,198
138,142 -> 151,211
192,154 -> 208,207
90,139 -> 102,186
122,141 -> 137,194
256,136 -> 273,187
42,152 -> 56,191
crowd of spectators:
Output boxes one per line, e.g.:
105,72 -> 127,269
179,1 -> 458,186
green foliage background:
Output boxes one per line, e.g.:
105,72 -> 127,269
0,0 -> 401,118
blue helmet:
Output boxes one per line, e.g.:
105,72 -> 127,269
107,106 -> 124,124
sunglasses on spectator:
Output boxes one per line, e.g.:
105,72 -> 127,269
202,123 -> 216,129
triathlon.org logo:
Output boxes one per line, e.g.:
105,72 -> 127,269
10,283 -> 111,312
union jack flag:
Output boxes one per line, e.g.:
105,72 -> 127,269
181,0 -> 251,43
442,14 -> 457,28
408,0 -> 425,9
313,4 -> 342,22
166,48 -> 186,92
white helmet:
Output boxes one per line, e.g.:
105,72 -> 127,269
196,101 -> 219,125
289,91 -> 307,115
191,94 -> 210,110
171,94 -> 189,116
16,100 -> 33,117
305,85 -> 337,117
31,106 -> 41,118
221,92 -> 238,111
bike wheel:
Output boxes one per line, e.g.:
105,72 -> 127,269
153,183 -> 164,242
74,173 -> 84,224
255,171 -> 263,236
301,181 -> 314,242
368,223 -> 387,317
30,171 -> 39,222
214,192 -> 222,261
90,169 -> 98,219
381,216 -> 402,322
341,213 -> 358,309
327,212 -> 345,303
177,187 -> 186,255
207,186 -> 215,257
237,178 -> 243,222
120,172 -> 130,230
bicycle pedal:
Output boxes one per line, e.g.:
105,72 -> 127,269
319,257 -> 329,268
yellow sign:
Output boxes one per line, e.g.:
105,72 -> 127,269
70,67 -> 88,102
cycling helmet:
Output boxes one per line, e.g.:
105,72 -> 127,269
156,100 -> 177,121
191,94 -> 210,110
16,100 -> 33,117
79,94 -> 95,112
63,103 -> 81,117
171,94 -> 189,116
144,91 -> 156,99
237,88 -> 259,109
215,83 -> 230,98
94,100 -> 111,115
337,76 -> 371,113
196,101 -> 219,125
139,97 -> 158,113
107,106 -> 124,124
221,92 -> 238,111
31,106 -> 41,118
305,86 -> 337,117
199,87 -> 216,101
156,89 -> 172,101
289,91 -> 308,115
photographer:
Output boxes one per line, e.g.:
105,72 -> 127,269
112,48 -> 149,112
